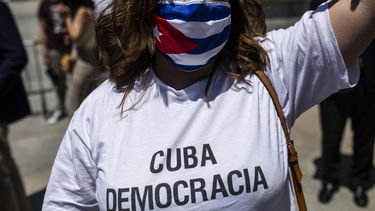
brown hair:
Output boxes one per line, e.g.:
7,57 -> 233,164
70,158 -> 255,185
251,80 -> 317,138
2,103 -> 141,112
96,0 -> 268,108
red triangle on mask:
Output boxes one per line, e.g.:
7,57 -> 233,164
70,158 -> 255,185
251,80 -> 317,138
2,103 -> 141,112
153,15 -> 198,54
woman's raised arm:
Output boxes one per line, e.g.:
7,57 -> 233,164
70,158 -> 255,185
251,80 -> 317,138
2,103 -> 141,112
329,0 -> 375,66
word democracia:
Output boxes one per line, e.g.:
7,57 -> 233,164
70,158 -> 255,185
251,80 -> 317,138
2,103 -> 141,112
106,144 -> 269,210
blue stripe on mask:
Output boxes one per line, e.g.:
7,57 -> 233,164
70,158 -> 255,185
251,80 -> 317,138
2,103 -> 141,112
188,25 -> 231,54
154,4 -> 231,22
158,50 -> 218,72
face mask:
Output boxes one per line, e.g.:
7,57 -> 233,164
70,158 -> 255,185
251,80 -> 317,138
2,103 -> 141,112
153,0 -> 231,72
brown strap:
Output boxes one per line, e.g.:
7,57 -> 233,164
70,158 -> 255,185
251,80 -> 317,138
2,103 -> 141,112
254,70 -> 307,211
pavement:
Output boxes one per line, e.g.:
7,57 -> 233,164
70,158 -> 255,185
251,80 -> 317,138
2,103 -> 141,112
6,0 -> 375,211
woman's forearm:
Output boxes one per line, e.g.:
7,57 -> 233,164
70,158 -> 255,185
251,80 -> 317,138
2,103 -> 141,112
64,16 -> 81,41
329,0 -> 375,66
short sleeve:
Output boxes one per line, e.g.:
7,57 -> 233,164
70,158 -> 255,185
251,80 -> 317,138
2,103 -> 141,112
264,3 -> 359,127
42,99 -> 99,210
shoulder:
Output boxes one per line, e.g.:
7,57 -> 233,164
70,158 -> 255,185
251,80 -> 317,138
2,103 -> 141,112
73,70 -> 155,122
83,79 -> 119,105
66,79 -> 123,141
77,7 -> 94,19
0,1 -> 10,16
256,36 -> 276,54
255,36 -> 279,75
73,79 -> 121,118
75,7 -> 94,25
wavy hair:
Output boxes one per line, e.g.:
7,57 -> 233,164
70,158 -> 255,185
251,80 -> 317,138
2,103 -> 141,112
96,0 -> 268,109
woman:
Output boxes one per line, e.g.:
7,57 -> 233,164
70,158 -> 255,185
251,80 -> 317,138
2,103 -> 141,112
43,0 -> 375,210
58,0 -> 101,116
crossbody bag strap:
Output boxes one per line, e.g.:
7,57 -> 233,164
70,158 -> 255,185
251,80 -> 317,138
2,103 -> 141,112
254,70 -> 307,211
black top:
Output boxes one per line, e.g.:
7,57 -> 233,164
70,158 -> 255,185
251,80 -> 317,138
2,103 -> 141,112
0,1 -> 30,124
38,0 -> 70,52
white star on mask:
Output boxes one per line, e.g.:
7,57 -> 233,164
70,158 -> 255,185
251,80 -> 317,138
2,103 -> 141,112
153,26 -> 163,43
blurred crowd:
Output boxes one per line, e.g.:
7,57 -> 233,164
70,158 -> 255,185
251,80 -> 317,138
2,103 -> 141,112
0,0 -> 374,210
38,0 -> 103,124
1,0 -> 102,210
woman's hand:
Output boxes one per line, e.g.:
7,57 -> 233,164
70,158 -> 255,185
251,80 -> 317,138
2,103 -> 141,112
63,7 -> 93,41
56,3 -> 71,18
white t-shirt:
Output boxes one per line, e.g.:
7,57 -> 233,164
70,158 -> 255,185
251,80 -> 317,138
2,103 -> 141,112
43,4 -> 359,211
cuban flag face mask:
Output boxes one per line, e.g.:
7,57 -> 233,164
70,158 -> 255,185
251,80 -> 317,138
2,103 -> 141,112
153,0 -> 231,72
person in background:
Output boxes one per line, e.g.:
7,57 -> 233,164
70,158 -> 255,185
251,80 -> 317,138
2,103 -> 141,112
57,0 -> 101,116
311,0 -> 375,207
318,41 -> 375,207
38,0 -> 71,124
0,1 -> 31,210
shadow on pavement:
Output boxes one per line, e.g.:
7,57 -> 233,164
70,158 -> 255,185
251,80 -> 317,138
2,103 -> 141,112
28,188 -> 45,211
314,155 -> 375,190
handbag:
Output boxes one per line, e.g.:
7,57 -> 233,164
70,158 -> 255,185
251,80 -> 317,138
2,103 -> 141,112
60,53 -> 75,74
255,70 -> 307,211
60,45 -> 77,74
